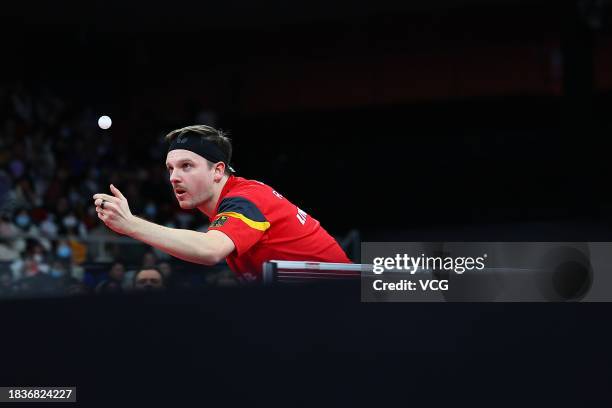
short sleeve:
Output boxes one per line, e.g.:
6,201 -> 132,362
208,196 -> 270,255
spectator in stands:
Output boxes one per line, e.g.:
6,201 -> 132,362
54,239 -> 72,263
142,251 -> 157,269
13,256 -> 58,296
0,270 -> 13,297
205,269 -> 239,287
1,84 -> 226,297
48,260 -> 87,295
0,169 -> 12,203
30,242 -> 50,274
133,268 -> 165,292
95,261 -> 125,294
61,210 -> 88,239
12,209 -> 40,254
0,214 -> 20,262
38,212 -> 59,240
157,261 -> 175,289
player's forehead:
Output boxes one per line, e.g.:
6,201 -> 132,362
165,149 -> 205,166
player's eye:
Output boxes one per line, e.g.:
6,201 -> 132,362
183,163 -> 192,169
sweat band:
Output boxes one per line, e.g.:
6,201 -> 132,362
168,131 -> 233,171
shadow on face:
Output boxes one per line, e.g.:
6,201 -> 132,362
134,269 -> 165,292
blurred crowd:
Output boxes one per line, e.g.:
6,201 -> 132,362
0,82 -> 235,298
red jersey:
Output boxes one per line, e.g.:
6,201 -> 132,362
207,175 -> 351,281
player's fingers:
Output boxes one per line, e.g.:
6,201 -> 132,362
93,193 -> 120,204
95,201 -> 119,215
110,184 -> 126,200
94,198 -> 116,209
99,201 -> 119,213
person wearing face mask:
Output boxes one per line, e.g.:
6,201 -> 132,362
14,210 -> 31,231
40,213 -> 59,239
49,261 -> 66,279
30,243 -> 50,274
55,240 -> 72,261
57,215 -> 88,264
62,212 -> 87,239
49,261 -> 83,295
12,210 -> 41,255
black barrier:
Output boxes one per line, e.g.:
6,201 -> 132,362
2,286 -> 612,405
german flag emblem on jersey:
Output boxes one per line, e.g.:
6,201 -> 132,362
210,215 -> 229,228
213,197 -> 270,232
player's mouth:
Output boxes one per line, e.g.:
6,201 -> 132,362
174,188 -> 188,199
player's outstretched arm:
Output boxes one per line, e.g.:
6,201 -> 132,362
93,185 -> 235,265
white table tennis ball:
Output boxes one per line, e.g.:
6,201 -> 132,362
98,115 -> 112,130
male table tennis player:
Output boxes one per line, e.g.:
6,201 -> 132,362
93,125 -> 350,282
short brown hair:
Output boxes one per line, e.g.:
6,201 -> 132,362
165,125 -> 233,175
133,267 -> 164,286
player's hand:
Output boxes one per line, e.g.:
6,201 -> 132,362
93,184 -> 136,236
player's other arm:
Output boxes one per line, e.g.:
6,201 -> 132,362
93,185 -> 234,265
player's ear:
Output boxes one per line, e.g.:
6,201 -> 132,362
213,162 -> 225,182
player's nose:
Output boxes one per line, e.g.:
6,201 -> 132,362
169,170 -> 181,183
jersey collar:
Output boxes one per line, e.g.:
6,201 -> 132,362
213,175 -> 237,217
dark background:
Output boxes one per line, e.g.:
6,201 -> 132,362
4,0 -> 612,239
3,0 -> 612,405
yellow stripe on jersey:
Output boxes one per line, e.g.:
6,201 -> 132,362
217,211 -> 271,232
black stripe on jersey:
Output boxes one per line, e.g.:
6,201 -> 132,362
217,197 -> 267,222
